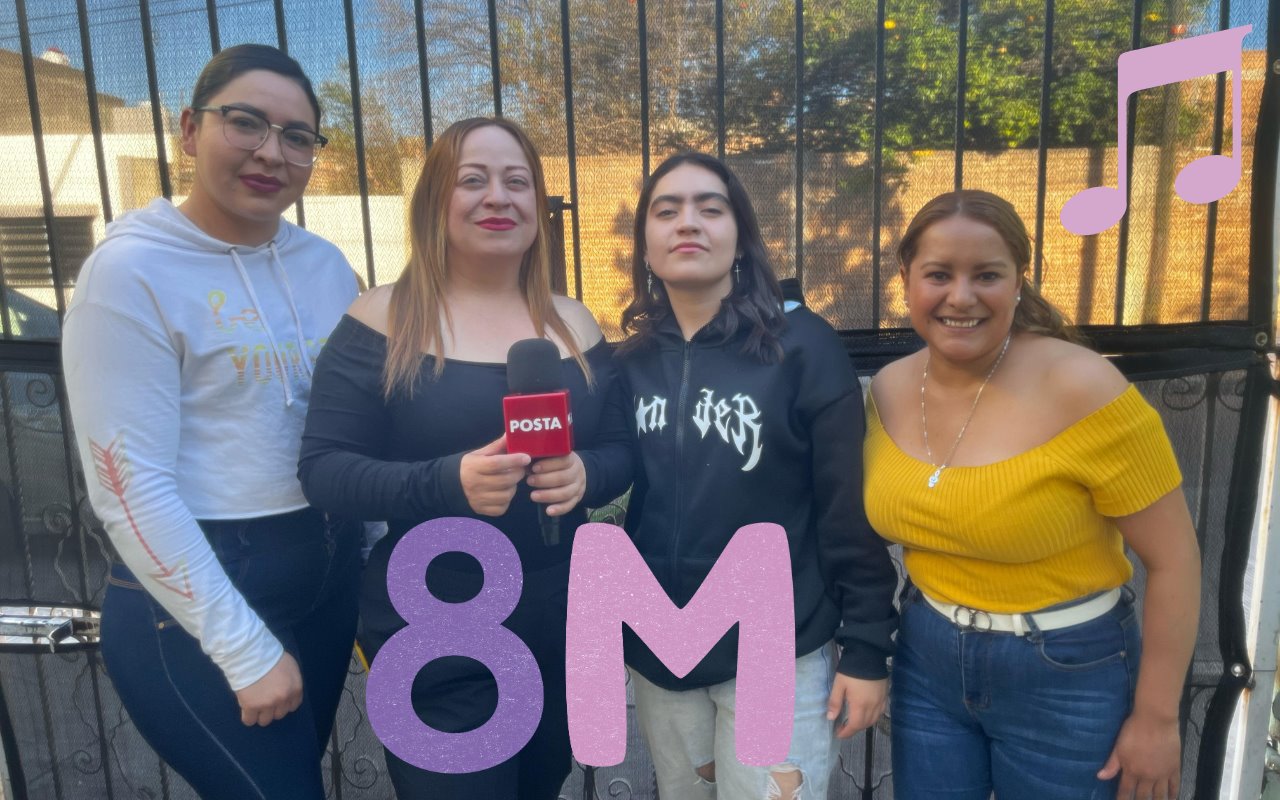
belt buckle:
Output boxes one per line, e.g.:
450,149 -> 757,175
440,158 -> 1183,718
951,605 -> 993,632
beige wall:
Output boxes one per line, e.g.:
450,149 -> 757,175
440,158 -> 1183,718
0,135 -> 1254,337
546,146 -> 1253,337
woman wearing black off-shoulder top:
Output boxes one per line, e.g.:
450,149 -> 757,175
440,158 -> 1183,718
297,117 -> 631,799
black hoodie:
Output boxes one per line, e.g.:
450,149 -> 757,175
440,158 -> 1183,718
620,306 -> 898,689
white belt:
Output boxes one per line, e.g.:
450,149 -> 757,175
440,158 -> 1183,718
921,588 -> 1122,637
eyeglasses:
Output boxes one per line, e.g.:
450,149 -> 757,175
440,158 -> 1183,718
194,105 -> 327,167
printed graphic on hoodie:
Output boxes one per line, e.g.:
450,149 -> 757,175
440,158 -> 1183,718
89,433 -> 194,600
208,289 -> 264,333
636,395 -> 668,433
226,337 -> 328,385
208,288 -> 329,386
635,389 -> 764,472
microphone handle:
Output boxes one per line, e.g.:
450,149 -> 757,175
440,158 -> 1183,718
536,503 -> 560,547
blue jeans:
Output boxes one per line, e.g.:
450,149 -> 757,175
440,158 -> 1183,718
891,587 -> 1140,800
631,642 -> 839,799
101,507 -> 360,799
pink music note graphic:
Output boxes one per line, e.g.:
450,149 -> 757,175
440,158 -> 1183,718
1060,25 -> 1251,236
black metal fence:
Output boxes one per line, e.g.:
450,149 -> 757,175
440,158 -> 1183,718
0,0 -> 1275,798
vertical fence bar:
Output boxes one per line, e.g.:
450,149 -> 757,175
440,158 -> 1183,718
16,1 -> 66,317
0,252 -> 10,337
547,196 -> 568,294
272,0 -> 304,229
327,724 -> 343,800
1199,0 -> 1231,321
715,0 -> 726,160
23,7 -> 117,795
1195,372 -> 1219,567
0,687 -> 27,800
637,0 -> 650,177
1194,363 -> 1271,797
12,8 -> 70,791
1186,369 -> 1220,798
872,0 -> 886,326
1244,0 -> 1277,335
953,0 -> 969,190
76,0 -> 114,225
206,0 -> 220,53
487,0 -> 503,117
0,373 -> 58,800
55,387 -> 114,800
414,0 -> 434,146
342,0 -> 376,287
1032,0 -> 1055,285
793,0 -> 804,285
273,0 -> 288,54
559,0 -> 583,300
138,0 -> 173,200
862,728 -> 875,800
1114,0 -> 1145,325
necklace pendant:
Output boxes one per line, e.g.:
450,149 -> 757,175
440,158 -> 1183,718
927,468 -> 941,488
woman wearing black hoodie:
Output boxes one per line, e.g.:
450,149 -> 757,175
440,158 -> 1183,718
615,152 -> 898,799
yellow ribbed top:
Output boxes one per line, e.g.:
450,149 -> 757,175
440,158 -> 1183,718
864,384 -> 1182,612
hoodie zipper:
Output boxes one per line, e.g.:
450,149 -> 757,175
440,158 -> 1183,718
668,340 -> 694,587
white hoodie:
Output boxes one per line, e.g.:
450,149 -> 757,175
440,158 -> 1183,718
63,198 -> 358,690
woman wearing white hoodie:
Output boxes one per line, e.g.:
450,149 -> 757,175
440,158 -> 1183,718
62,45 -> 359,798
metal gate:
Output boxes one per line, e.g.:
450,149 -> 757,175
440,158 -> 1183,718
0,0 -> 1276,797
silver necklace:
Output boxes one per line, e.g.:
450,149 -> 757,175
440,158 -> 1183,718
921,334 -> 1012,488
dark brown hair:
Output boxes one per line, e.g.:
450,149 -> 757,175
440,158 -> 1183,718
618,152 -> 785,363
191,44 -> 321,128
898,190 -> 1080,343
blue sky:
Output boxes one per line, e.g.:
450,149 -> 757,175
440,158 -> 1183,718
0,0 -> 360,108
0,0 -> 1270,118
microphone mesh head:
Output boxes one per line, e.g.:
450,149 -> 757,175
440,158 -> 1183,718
506,338 -> 564,393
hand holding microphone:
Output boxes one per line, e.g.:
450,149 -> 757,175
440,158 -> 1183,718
505,339 -> 577,546
527,453 -> 586,517
459,435 -> 531,517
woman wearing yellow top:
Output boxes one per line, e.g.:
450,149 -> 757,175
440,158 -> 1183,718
865,190 -> 1200,800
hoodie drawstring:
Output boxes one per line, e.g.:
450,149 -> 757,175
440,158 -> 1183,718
268,241 -> 314,380
229,248 -> 295,407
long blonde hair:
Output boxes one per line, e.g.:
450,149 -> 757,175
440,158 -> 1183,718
383,117 -> 590,398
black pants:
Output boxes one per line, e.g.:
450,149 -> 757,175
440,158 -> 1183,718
361,545 -> 573,800
102,508 -> 361,799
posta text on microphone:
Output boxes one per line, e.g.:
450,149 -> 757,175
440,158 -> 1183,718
503,393 -> 572,456
503,338 -> 574,546
503,337 -> 573,458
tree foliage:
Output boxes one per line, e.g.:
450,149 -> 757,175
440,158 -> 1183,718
315,63 -> 403,195
358,0 -> 1207,158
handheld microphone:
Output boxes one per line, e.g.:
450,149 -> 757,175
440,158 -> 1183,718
504,339 -> 573,546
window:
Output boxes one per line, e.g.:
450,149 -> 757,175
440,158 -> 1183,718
0,215 -> 93,288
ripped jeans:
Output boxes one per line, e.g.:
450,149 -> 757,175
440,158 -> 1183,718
631,642 -> 838,800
